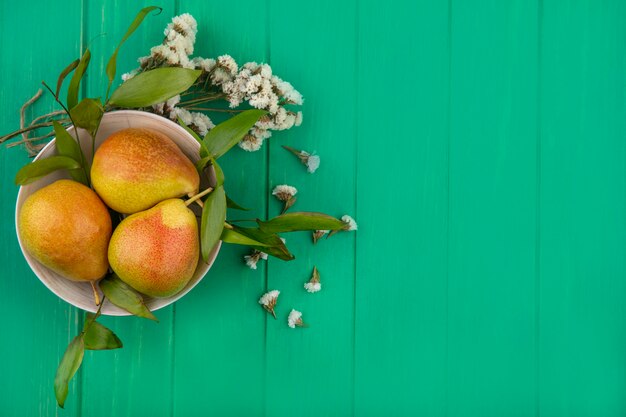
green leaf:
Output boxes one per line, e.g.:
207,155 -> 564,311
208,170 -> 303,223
69,98 -> 104,138
52,121 -> 87,185
83,316 -> 123,350
67,49 -> 91,110
56,59 -> 79,98
15,156 -> 81,185
257,212 -> 345,233
226,195 -> 249,211
195,159 -> 224,188
201,185 -> 226,262
99,274 -> 158,321
203,109 -> 267,159
54,335 -> 84,408
195,156 -> 211,174
212,160 -> 225,187
178,117 -> 209,157
109,68 -> 201,108
221,228 -> 269,247
105,6 -> 162,99
231,226 -> 294,260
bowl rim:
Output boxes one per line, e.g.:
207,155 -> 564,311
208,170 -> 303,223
14,109 -> 221,315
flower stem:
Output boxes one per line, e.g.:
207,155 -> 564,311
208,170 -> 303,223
183,107 -> 244,113
184,187 -> 214,206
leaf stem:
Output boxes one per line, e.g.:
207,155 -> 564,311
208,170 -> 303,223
184,187 -> 213,206
0,122 -> 59,144
41,81 -> 91,184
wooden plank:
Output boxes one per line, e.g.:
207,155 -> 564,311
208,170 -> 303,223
79,2 -> 177,416
354,1 -> 448,415
539,1 -> 626,415
171,1 -> 268,416
263,1 -> 357,416
447,1 -> 538,415
0,1 -> 83,415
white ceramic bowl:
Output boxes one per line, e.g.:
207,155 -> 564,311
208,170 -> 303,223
15,110 -> 220,315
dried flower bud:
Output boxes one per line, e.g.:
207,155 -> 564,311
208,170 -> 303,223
258,290 -> 280,319
304,266 -> 321,293
272,185 -> 298,213
282,145 -> 320,174
341,215 -> 358,231
244,250 -> 268,270
287,309 -> 305,328
312,229 -> 329,244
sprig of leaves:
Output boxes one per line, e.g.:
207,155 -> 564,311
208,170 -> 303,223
54,304 -> 123,408
15,7 -> 199,186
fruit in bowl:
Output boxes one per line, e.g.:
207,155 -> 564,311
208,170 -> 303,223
18,179 -> 112,282
91,127 -> 200,214
15,110 -> 220,315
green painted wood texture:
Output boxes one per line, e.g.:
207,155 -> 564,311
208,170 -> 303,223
1,0 -> 625,416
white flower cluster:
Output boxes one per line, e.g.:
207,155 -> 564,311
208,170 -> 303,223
259,290 -> 279,308
142,13 -> 198,69
283,146 -> 320,173
287,309 -> 304,328
258,290 -> 280,318
342,215 -> 358,231
303,152 -> 320,173
272,184 -> 298,201
304,282 -> 322,293
125,14 -> 303,151
150,94 -> 215,137
218,60 -> 303,152
244,250 -> 268,270
304,266 -> 321,293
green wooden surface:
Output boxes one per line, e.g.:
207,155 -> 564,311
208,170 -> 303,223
1,1 -> 625,416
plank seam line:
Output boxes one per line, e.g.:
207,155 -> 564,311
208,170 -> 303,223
535,0 -> 543,416
263,1 -> 271,416
444,0 -> 452,415
351,0 -> 359,415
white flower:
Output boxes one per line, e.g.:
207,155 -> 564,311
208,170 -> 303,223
272,76 -> 303,105
304,282 -> 322,293
190,112 -> 214,136
166,95 -> 181,108
272,185 -> 297,201
121,69 -> 138,81
304,266 -> 321,293
238,134 -> 264,152
243,61 -> 259,71
287,309 -> 304,328
192,57 -> 216,72
251,127 -> 272,141
258,290 -> 279,318
341,215 -> 358,231
306,154 -> 320,173
169,13 -> 197,39
150,44 -> 176,64
282,146 -> 319,174
294,111 -> 303,127
259,64 -> 272,78
244,250 -> 268,270
170,107 -> 193,125
211,55 -> 238,85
